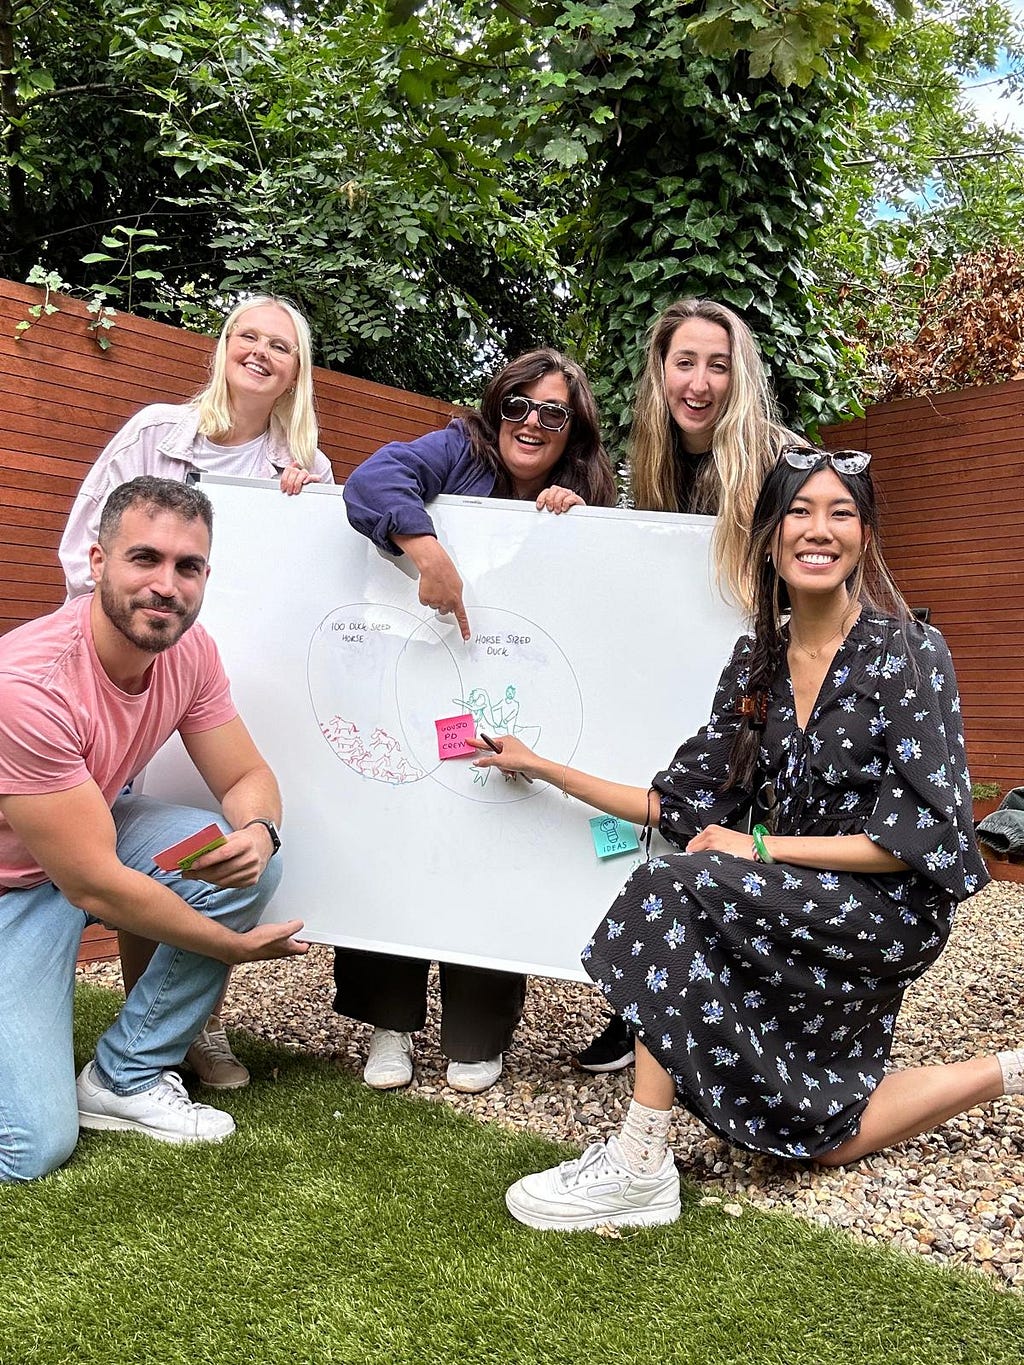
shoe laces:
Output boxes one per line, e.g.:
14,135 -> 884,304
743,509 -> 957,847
152,1070 -> 205,1112
193,1026 -> 235,1065
558,1141 -> 619,1189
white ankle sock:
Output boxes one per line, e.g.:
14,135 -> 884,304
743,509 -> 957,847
618,1099 -> 672,1174
997,1049 -> 1024,1095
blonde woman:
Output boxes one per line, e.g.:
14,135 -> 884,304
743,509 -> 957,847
60,294 -> 332,597
59,294 -> 332,1088
577,297 -> 799,1074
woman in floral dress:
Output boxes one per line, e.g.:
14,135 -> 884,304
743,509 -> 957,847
473,448 -> 1023,1231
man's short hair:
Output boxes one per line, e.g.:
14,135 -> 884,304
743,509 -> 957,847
98,477 -> 214,547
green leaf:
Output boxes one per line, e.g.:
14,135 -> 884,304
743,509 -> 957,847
721,286 -> 754,310
543,135 -> 590,168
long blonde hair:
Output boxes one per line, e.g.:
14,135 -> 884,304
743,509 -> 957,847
194,295 -> 319,469
629,298 -> 797,609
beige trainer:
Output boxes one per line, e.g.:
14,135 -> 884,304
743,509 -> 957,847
185,1015 -> 250,1090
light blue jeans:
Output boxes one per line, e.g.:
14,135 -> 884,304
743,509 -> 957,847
0,795 -> 283,1183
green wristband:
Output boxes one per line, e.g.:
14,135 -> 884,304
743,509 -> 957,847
752,824 -> 775,864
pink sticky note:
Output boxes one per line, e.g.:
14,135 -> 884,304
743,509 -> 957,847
435,713 -> 476,760
153,823 -> 227,873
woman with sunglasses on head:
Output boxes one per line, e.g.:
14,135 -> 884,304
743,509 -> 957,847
473,447 -> 1009,1231
59,294 -> 333,1090
577,296 -> 800,1074
338,348 -> 616,1094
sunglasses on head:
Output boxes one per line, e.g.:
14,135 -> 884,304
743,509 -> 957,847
499,395 -> 575,433
779,445 -> 872,475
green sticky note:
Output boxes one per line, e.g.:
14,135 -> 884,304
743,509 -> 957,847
589,815 -> 640,860
177,835 -> 227,872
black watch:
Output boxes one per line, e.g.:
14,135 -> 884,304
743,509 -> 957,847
244,818 -> 281,857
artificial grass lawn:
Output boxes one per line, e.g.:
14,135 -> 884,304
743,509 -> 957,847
0,986 -> 1020,1365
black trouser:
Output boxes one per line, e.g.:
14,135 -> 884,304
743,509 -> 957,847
332,948 -> 526,1063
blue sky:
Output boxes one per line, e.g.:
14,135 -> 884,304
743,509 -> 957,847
961,53 -> 1024,129
960,3 -> 1024,130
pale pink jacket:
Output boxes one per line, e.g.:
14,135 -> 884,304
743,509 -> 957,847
59,403 -> 334,597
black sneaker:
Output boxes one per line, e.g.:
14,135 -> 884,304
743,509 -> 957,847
573,1014 -> 635,1072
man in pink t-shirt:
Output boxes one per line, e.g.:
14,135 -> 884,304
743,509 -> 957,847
0,476 -> 308,1183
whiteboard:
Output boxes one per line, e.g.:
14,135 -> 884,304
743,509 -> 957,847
141,477 -> 742,980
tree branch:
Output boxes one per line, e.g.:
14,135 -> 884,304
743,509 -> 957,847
844,148 -> 1020,166
26,81 -> 142,104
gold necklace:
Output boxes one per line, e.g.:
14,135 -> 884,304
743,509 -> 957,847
789,609 -> 856,660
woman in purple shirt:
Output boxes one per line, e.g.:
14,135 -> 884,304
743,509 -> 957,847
337,348 -> 615,1094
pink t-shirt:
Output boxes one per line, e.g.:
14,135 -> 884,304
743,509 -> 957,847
0,595 -> 237,888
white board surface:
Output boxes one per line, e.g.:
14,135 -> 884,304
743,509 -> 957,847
141,477 -> 742,980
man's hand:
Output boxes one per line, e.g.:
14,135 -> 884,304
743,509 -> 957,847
0,782 -> 300,962
228,918 -> 309,963
184,824 -> 272,888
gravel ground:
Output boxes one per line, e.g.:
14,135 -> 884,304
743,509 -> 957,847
80,880 -> 1024,1287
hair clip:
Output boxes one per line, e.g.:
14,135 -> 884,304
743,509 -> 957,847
738,692 -> 768,730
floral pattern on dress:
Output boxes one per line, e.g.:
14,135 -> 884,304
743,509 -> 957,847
584,615 -> 989,1159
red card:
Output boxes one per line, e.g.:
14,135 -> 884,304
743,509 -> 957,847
153,823 -> 227,873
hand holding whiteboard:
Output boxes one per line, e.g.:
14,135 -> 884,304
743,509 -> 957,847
140,478 -> 741,980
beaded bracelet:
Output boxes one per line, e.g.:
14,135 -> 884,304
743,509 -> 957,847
751,823 -> 775,864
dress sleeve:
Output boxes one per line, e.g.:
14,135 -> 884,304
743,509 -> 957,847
862,619 -> 989,900
342,422 -> 475,555
653,634 -> 755,848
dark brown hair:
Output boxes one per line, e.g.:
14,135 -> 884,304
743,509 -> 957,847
99,476 -> 214,545
461,348 -> 616,507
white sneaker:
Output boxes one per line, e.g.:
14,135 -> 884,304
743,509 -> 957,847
76,1061 -> 236,1144
505,1135 -> 680,1231
446,1054 -> 503,1094
363,1029 -> 413,1090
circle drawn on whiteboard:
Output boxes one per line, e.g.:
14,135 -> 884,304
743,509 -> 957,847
307,604 -> 460,785
395,607 -> 583,804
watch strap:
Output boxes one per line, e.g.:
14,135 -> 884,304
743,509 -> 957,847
244,818 -> 281,856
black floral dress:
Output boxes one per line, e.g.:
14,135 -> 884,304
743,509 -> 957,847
583,614 -> 989,1159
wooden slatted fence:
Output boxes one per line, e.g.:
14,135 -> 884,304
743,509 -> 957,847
822,382 -> 1024,791
822,384 -> 1024,884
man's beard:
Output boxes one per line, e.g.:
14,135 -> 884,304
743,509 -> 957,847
99,582 -> 199,654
